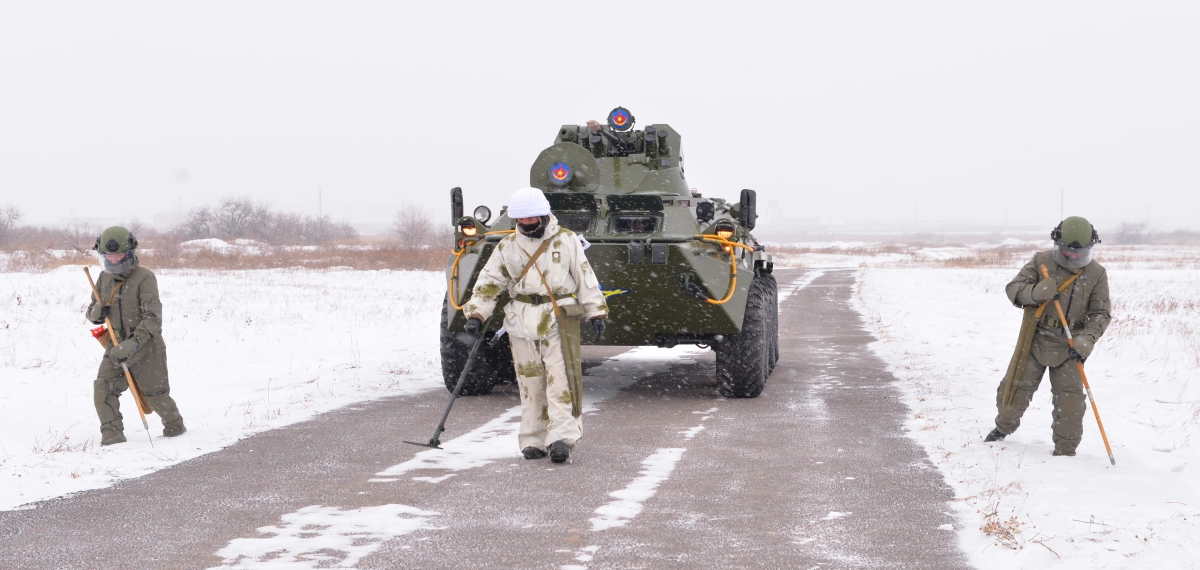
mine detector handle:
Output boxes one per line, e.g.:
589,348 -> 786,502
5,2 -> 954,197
404,313 -> 499,450
84,267 -> 155,446
1038,264 -> 1116,466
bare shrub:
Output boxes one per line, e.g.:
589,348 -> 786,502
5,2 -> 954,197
0,204 -> 22,247
173,198 -> 358,246
1111,223 -> 1150,245
62,222 -> 99,253
392,204 -> 451,249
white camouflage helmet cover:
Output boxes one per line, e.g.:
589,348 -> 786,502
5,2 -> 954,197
507,187 -> 551,219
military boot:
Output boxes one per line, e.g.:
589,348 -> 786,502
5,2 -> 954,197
549,440 -> 570,464
162,418 -> 187,438
100,418 -> 125,446
100,430 -> 126,446
522,447 -> 547,460
984,428 -> 1007,442
1052,448 -> 1076,457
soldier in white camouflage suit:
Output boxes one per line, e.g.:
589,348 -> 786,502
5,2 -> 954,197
463,187 -> 608,463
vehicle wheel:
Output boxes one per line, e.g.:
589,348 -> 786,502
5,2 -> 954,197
764,272 -> 779,372
485,332 -> 517,385
715,274 -> 771,398
439,297 -> 496,395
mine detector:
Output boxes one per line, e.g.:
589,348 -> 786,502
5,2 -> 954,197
441,107 -> 778,398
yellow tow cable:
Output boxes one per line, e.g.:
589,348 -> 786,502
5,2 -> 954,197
453,231 -> 752,308
693,234 -> 756,305
447,230 -> 517,311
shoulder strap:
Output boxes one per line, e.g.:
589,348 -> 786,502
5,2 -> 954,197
1033,271 -> 1082,318
514,229 -> 567,283
516,238 -> 554,284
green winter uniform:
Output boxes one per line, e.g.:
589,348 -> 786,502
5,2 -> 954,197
993,250 -> 1111,454
87,265 -> 184,440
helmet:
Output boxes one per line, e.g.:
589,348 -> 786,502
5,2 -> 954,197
94,226 -> 140,274
1051,216 -> 1100,269
507,187 -> 551,219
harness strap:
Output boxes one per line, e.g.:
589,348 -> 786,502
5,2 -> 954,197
1033,271 -> 1082,318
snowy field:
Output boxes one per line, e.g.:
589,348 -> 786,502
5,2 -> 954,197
0,265 -> 449,510
4,247 -> 1198,569
856,262 -> 1200,568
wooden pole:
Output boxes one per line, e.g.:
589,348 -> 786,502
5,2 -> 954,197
1040,264 -> 1115,465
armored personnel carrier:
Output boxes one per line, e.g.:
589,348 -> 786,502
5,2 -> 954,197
441,107 -> 777,398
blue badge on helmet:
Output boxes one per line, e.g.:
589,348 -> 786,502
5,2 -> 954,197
607,107 -> 634,131
549,162 -> 573,185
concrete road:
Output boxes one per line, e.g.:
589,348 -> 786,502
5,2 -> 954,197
0,269 -> 969,569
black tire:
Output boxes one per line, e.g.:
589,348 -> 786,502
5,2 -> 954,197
439,297 -> 496,395
764,272 -> 779,372
715,274 -> 772,398
485,332 -> 516,385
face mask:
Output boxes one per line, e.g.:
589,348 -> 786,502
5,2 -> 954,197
517,218 -> 545,238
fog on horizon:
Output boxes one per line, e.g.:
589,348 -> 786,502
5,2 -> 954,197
2,2 -> 1198,234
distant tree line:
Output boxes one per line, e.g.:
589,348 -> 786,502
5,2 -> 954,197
390,202 -> 452,249
175,197 -> 357,245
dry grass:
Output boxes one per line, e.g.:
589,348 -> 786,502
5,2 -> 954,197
965,479 -> 1028,549
31,429 -> 91,454
2,244 -> 445,273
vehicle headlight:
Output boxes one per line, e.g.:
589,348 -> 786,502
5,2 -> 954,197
473,206 -> 492,224
715,221 -> 735,240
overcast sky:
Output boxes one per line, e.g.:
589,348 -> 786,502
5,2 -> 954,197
2,1 -> 1198,231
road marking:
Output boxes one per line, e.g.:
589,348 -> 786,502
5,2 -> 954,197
373,345 -> 710,483
373,406 -> 523,481
590,448 -> 686,532
777,270 -> 825,305
217,346 -> 713,568
209,504 -> 437,569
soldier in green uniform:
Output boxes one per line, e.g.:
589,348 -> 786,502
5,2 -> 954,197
986,216 -> 1111,456
86,226 -> 186,445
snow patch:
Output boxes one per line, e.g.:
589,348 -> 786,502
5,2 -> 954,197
180,238 -> 236,249
590,448 -> 686,531
209,504 -> 437,569
854,265 -> 1200,567
0,268 -> 447,511
776,270 -> 825,305
375,407 -> 523,478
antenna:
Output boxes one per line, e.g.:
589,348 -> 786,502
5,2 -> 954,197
1060,184 -> 1064,221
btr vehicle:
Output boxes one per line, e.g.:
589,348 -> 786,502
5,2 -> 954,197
441,107 -> 777,398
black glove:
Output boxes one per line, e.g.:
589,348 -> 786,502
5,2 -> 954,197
591,318 -> 605,342
464,317 -> 483,336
